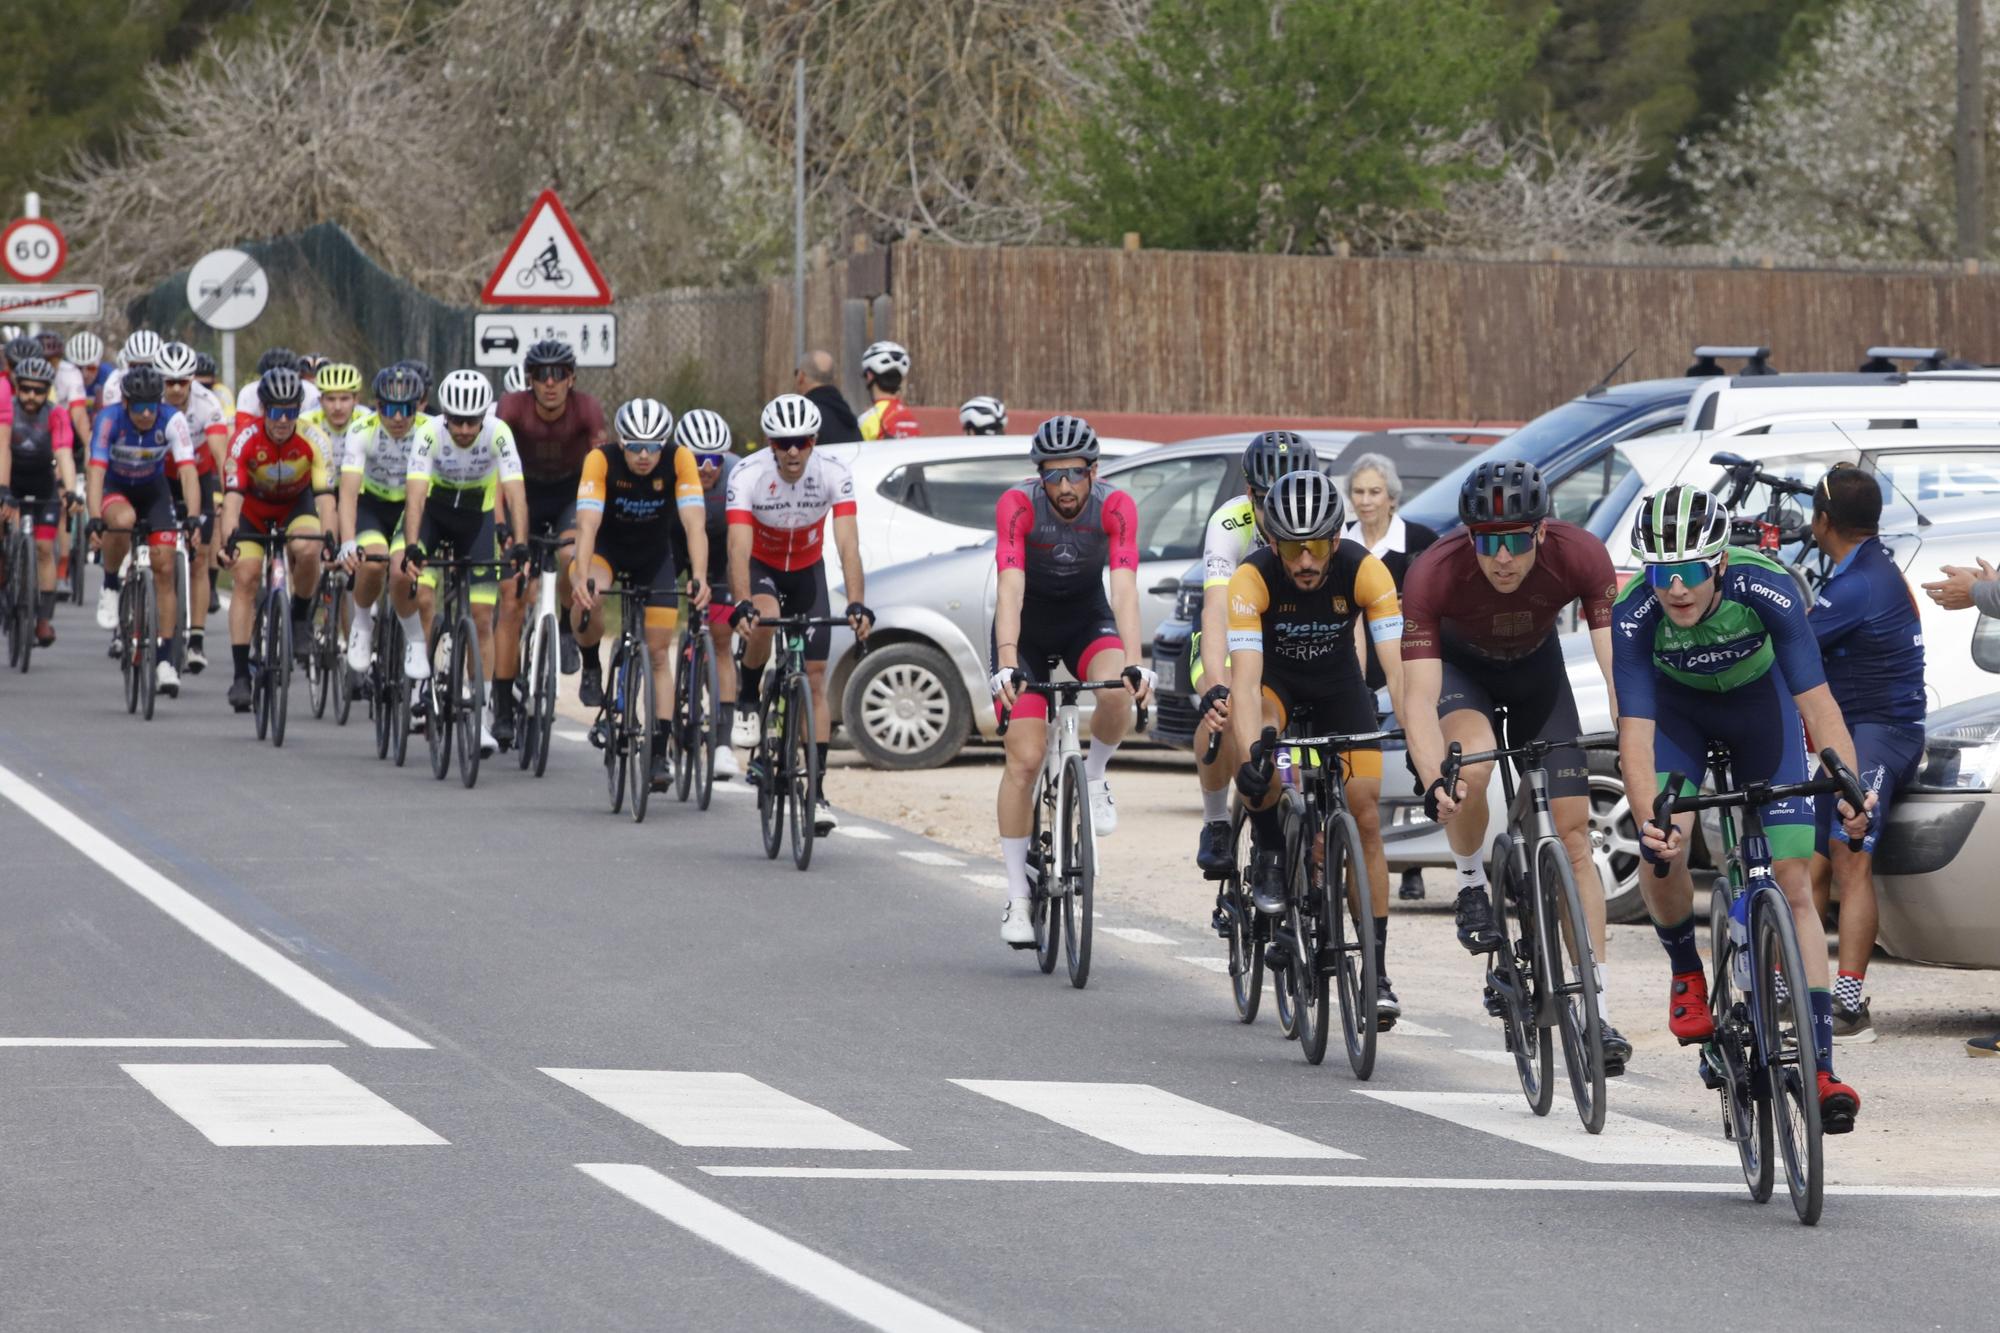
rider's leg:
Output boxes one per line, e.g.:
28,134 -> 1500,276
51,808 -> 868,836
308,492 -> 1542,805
736,592 -> 780,710
147,540 -> 178,660
645,617 -> 677,725
228,547 -> 265,681
287,520 -> 323,647
100,496 -> 134,605
713,615 -> 738,707
1080,642 -> 1130,779
998,709 -> 1046,909
1554,795 -> 1608,956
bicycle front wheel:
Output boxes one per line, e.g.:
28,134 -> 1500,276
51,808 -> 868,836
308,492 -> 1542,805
1060,753 -> 1093,989
1490,834 -> 1552,1115
785,673 -> 816,867
530,614 -> 558,779
1327,808 -> 1378,1080
307,585 -> 333,720
137,575 -> 159,722
1754,884 -> 1824,1226
10,531 -> 36,672
428,624 -> 452,780
515,622 -> 537,771
1031,769 -> 1060,974
693,627 -> 720,810
1289,816 -> 1330,1065
455,612 -> 484,790
269,593 -> 293,748
120,580 -> 141,714
1710,882 -> 1772,1203
625,638 -> 653,822
68,514 -> 89,604
1226,804 -> 1263,1023
1539,838 -> 1606,1133
755,690 -> 782,857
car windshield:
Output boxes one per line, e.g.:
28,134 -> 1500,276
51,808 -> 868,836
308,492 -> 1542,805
1402,397 -> 1624,528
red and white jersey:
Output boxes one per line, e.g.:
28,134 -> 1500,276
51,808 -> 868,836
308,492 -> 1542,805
52,360 -> 89,409
725,446 -> 857,571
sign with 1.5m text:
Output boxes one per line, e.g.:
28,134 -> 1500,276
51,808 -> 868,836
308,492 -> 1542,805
474,313 -> 617,368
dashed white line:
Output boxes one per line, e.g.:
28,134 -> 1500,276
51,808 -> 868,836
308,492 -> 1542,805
961,873 -> 1009,891
0,1037 -> 346,1048
1177,955 -> 1232,974
1388,1020 -> 1447,1038
898,851 -> 966,868
124,1063 -> 448,1147
543,1069 -> 904,1151
1358,1091 -> 1737,1167
953,1079 -> 1354,1159
1100,926 -> 1175,946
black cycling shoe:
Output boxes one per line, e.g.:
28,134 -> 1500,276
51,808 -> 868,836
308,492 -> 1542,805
226,676 -> 253,712
491,705 -> 516,750
578,662 -> 603,709
1249,849 -> 1287,917
1600,1024 -> 1632,1078
1376,976 -> 1401,1032
560,628 -> 581,676
649,752 -> 673,792
1454,884 -> 1501,954
1262,933 -> 1294,975
1196,820 -> 1233,877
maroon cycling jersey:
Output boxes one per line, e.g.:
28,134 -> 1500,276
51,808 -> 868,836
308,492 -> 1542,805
994,478 -> 1139,605
1400,520 -> 1618,664
497,388 -> 609,486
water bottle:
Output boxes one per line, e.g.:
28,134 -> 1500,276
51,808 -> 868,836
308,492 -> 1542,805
1728,891 -> 1751,994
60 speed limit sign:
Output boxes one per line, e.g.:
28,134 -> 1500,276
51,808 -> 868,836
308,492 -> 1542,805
1,218 -> 66,283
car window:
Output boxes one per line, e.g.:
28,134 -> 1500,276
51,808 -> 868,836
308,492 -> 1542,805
1546,448 -> 1633,527
1402,397 -> 1628,529
894,456 -> 1035,529
1864,448 -> 2000,508
1115,455 -> 1232,561
1705,447 -> 1862,521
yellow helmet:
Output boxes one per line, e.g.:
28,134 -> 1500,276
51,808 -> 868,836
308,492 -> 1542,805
318,362 -> 363,394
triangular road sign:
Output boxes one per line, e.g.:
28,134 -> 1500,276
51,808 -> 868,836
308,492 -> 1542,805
481,189 -> 613,307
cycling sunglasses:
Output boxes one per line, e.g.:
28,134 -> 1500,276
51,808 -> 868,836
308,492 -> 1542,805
377,401 -> 416,419
1644,558 -> 1720,589
445,413 -> 484,430
695,451 -> 727,468
14,380 -> 50,396
264,405 -> 300,422
621,439 -> 666,455
769,436 -> 813,453
1275,537 -> 1332,562
126,399 -> 162,414
528,365 -> 572,384
1472,528 -> 1536,557
1040,464 -> 1091,488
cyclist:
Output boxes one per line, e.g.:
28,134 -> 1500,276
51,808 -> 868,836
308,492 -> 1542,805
1616,484 -> 1872,1130
216,366 -> 337,709
192,350 -> 221,396
297,354 -> 328,389
989,414 -> 1150,945
395,369 -> 529,756
1226,468 -> 1405,1021
1192,431 -> 1316,878
496,338 -> 608,735
959,396 -> 1006,436
0,356 -> 78,647
37,331 -> 92,447
157,342 -> 231,673
857,340 -> 921,441
86,363 -> 201,696
674,406 -> 742,779
234,348 -> 320,429
337,366 -> 429,680
98,330 -> 163,410
725,393 -> 873,834
571,398 -> 711,790
1401,461 -> 1631,1072
67,332 -> 112,412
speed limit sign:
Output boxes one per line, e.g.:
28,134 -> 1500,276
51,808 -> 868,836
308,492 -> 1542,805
1,218 -> 66,282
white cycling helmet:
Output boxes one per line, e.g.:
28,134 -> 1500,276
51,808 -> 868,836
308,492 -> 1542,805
1632,484 -> 1732,563
503,362 -> 527,393
437,368 -> 494,417
615,397 -> 675,445
959,395 -> 1006,434
861,340 -> 911,377
156,341 -> 200,379
760,393 -> 822,439
67,331 -> 104,365
1261,468 -> 1344,542
123,330 -> 163,365
674,407 -> 733,452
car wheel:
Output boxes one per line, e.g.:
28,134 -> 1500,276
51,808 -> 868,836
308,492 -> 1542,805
1588,753 -> 1649,924
844,640 -> 968,770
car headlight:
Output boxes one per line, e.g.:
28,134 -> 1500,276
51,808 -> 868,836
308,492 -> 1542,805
1913,694 -> 2000,793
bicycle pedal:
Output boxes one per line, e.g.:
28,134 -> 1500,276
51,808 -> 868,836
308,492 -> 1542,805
587,726 -> 606,750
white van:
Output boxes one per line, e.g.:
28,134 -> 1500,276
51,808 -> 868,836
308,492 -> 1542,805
1684,372 -> 2000,433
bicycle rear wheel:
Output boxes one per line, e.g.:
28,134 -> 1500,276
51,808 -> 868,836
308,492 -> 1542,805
785,674 -> 817,866
137,575 -> 158,722
172,547 -> 190,675
331,595 -> 355,728
693,628 -> 719,810
531,614 -> 558,778
1060,753 -> 1093,989
756,692 -> 784,858
1288,815 -> 1330,1064
1754,884 -> 1824,1226
428,623 -> 452,780
1226,804 -> 1263,1023
1031,771 -> 1060,974
1710,883 -> 1772,1203
1490,834 -> 1553,1115
455,611 -> 484,790
120,579 -> 141,714
269,592 -> 293,748
68,513 -> 89,604
389,621 -> 413,767
1327,808 -> 1378,1080
9,530 -> 35,672
625,639 -> 653,822
671,631 -> 696,803
307,583 -> 333,719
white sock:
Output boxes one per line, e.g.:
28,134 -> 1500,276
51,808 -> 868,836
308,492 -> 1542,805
1453,849 -> 1487,888
348,599 -> 374,639
1200,785 -> 1229,822
1086,739 -> 1118,784
398,609 -> 424,644
1594,963 -> 1611,1026
1002,835 -> 1032,899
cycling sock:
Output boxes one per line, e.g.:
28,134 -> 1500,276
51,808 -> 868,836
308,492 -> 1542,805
1249,802 -> 1281,846
159,635 -> 176,662
290,593 -> 311,625
349,598 -> 375,631
36,589 -> 56,618
1200,785 -> 1229,822
1835,969 -> 1865,1011
1595,963 -> 1611,1026
494,685 -> 515,720
398,609 -> 425,646
1651,913 -> 1702,976
738,670 -> 759,709
1373,915 -> 1388,970
231,643 -> 251,679
102,570 -> 121,594
1001,835 -> 1032,899
1453,848 -> 1486,890
582,642 -> 603,673
1086,738 -> 1118,784
816,741 -> 829,780
1809,988 -> 1836,1074
651,728 -> 668,760
188,629 -> 204,648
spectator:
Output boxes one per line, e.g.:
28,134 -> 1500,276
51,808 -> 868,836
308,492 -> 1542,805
794,350 -> 861,444
1806,465 -> 1925,1045
857,340 -> 921,440
1340,451 -> 1437,709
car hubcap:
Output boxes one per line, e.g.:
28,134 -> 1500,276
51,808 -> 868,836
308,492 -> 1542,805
860,661 -> 948,754
1588,774 -> 1643,904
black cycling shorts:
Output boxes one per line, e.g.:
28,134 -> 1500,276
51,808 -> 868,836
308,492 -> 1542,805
169,471 -> 218,542
9,465 -> 62,535
1436,635 -> 1587,800
987,595 -> 1122,724
525,479 -> 578,538
354,492 -> 405,547
750,556 -> 831,661
417,498 -> 499,604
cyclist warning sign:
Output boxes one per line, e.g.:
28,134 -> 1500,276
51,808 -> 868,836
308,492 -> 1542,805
480,189 -> 612,307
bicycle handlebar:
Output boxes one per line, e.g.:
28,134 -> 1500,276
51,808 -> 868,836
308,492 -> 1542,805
1442,730 -> 1618,789
1648,747 -> 1865,878
997,678 -> 1147,737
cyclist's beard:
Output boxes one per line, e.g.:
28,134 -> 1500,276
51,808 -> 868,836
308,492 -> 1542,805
1289,564 -> 1325,590
1049,490 -> 1085,520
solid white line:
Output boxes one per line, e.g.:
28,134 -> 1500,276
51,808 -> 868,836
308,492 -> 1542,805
1358,1091 -> 1737,1167
0,1037 -> 346,1048
898,850 -> 965,868
952,1079 -> 1354,1159
543,1069 -> 905,1151
697,1166 -> 2000,1199
1100,926 -> 1174,946
124,1063 -> 448,1146
1177,955 -> 1232,974
0,762 -> 429,1050
579,1164 -> 978,1333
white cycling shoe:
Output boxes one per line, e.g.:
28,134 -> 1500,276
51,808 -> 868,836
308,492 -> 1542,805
345,623 -> 373,674
1000,897 -> 1035,946
1088,779 -> 1118,836
155,660 -> 180,697
95,586 -> 118,630
479,712 -> 498,758
712,745 -> 741,779
403,639 -> 431,681
730,705 -> 760,749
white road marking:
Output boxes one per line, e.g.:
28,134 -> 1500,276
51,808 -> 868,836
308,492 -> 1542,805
699,1166 -> 2000,1199
543,1069 -> 905,1151
837,826 -> 893,841
0,762 -> 429,1050
1100,926 -> 1174,946
1358,1091 -> 1737,1167
579,1164 -> 977,1333
898,850 -> 965,868
0,1037 -> 345,1048
952,1079 -> 1354,1159
123,1063 -> 448,1146
1388,1021 -> 1447,1037
1177,955 -> 1231,974
961,873 -> 1009,891
1453,1047 -> 1521,1067
555,728 -> 590,744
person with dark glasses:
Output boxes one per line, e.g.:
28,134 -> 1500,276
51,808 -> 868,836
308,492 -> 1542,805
1401,459 -> 1633,1073
672,407 -> 743,780
335,365 -> 431,681
1613,482 -> 1873,1128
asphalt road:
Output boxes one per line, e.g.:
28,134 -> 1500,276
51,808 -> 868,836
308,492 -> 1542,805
3,598 -> 1996,1332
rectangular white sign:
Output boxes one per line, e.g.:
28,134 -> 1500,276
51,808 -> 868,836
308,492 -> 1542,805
0,284 -> 103,321
474,312 -> 616,368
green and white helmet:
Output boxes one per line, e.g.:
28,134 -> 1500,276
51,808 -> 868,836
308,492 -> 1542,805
1631,484 -> 1731,563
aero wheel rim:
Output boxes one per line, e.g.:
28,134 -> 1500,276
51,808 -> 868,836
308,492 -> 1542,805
859,662 -> 950,755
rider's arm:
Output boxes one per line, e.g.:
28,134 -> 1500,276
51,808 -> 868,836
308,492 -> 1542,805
1396,554 -> 1447,784
571,505 -> 604,601
1103,489 -> 1142,661
1355,553 -> 1404,719
179,460 -> 203,519
993,486 -> 1032,669
993,567 -> 1025,671
727,524 -> 752,604
724,457 -> 754,604
831,511 -> 865,611
1223,562 -> 1269,758
337,471 -> 361,546
1616,714 -> 1661,838
1198,503 -> 1244,687
500,478 -> 529,547
1590,624 -> 1618,720
400,478 -> 428,564
671,448 -> 708,592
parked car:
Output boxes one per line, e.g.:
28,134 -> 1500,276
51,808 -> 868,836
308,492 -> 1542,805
1876,687 -> 2000,969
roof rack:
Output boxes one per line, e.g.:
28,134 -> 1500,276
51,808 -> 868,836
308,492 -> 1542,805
1860,345 -> 1949,372
1686,345 -> 1776,377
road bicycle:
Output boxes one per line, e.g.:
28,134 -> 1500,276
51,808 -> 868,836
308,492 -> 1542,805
410,541 -> 494,790
668,595 -> 722,810
104,519 -> 194,721
1443,719 -> 1613,1133
352,553 -> 410,766
65,489 -> 90,605
227,525 -> 325,748
508,532 -> 570,778
2,507 -> 37,672
1652,743 -> 1865,1227
998,678 -> 1144,991
585,570 -> 659,823
748,615 -> 862,870
305,564 -> 351,725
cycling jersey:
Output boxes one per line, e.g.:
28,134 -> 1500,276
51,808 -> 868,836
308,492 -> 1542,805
1202,495 -> 1261,590
8,397 -> 73,481
1810,537 -> 1926,726
225,420 -> 334,504
496,388 -> 608,486
341,410 -> 427,502
859,397 -> 921,441
407,415 -> 523,509
576,443 -> 702,555
725,447 -> 857,571
89,403 -> 196,483
1224,542 -> 1402,675
1402,521 -> 1617,664
51,360 -> 88,410
233,378 -> 321,429
994,478 -> 1139,605
178,381 -> 231,476
1610,546 -> 1827,720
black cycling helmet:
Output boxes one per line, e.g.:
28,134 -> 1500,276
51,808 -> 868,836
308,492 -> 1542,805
1029,414 -> 1100,464
193,350 -> 219,378
4,334 -> 38,368
372,364 -> 424,405
258,366 -> 304,409
522,338 -> 576,373
297,352 -> 328,374
1242,430 -> 1317,493
12,356 -> 54,388
1459,459 -> 1550,527
395,357 -> 431,390
256,347 -> 298,375
36,330 -> 63,359
121,365 -> 165,404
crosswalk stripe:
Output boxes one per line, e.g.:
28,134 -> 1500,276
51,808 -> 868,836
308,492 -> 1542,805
123,1063 -> 448,1146
1177,955 -> 1232,973
543,1069 -> 905,1151
897,850 -> 964,868
1357,1091 -> 1737,1167
952,1079 -> 1355,1159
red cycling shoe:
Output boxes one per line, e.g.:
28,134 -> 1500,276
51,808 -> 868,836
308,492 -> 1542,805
1669,970 -> 1715,1043
1817,1071 -> 1860,1134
